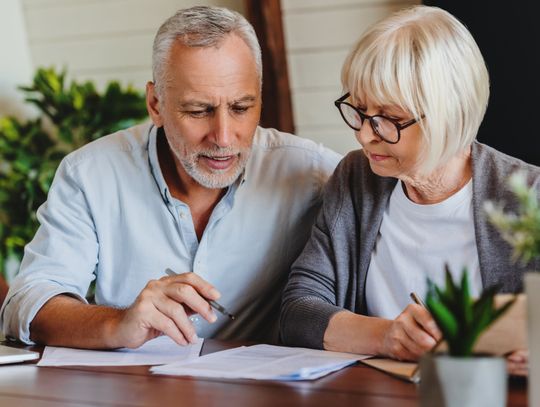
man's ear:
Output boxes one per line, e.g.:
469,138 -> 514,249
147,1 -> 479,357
146,81 -> 164,127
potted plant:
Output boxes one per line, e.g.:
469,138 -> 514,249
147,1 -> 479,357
0,67 -> 148,283
419,265 -> 515,407
485,170 -> 540,406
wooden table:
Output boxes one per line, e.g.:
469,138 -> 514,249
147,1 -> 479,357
0,340 -> 528,406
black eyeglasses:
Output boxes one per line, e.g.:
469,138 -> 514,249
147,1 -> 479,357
334,93 -> 423,144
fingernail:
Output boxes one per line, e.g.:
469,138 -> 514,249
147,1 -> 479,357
209,288 -> 220,299
425,336 -> 436,347
190,333 -> 199,343
210,312 -> 217,323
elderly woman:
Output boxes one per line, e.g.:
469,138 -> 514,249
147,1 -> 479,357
280,5 -> 540,364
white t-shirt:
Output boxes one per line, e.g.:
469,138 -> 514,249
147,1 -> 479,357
365,179 -> 482,319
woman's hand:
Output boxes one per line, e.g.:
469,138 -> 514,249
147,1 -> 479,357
380,304 -> 442,361
506,349 -> 528,376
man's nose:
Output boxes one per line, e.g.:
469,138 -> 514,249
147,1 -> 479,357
210,108 -> 233,148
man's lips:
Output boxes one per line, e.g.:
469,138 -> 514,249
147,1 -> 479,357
200,154 -> 238,170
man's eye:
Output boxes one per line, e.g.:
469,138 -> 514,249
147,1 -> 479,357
231,106 -> 250,114
187,110 -> 209,118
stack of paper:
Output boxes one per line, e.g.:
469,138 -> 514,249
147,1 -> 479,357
151,344 -> 369,381
38,336 -> 203,367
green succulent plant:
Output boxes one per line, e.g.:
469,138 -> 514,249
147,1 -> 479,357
0,67 -> 148,279
425,265 -> 515,357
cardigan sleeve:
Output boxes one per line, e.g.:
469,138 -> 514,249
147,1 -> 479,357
279,157 -> 354,349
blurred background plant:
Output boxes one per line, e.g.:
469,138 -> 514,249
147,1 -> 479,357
0,67 -> 148,281
485,171 -> 540,264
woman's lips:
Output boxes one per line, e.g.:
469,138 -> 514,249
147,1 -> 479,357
367,151 -> 391,162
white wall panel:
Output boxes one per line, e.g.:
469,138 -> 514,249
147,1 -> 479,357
292,89 -> 343,128
21,0 -> 244,91
284,4 -> 411,52
282,0 -> 414,11
288,49 -> 348,90
24,0 -> 243,42
31,34 -> 153,73
0,0 -> 34,118
296,126 -> 359,157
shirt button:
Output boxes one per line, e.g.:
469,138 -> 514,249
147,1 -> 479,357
179,212 -> 186,219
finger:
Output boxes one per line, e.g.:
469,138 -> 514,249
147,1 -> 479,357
399,326 -> 429,360
154,296 -> 199,344
384,318 -> 428,361
507,361 -> 528,376
407,304 -> 442,341
506,349 -> 528,362
167,272 -> 221,301
399,310 -> 438,350
145,304 -> 189,346
164,283 -> 217,323
389,339 -> 418,362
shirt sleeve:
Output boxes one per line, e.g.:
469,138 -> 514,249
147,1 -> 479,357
1,157 -> 98,344
279,157 -> 351,349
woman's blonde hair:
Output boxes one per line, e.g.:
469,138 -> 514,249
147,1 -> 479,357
341,5 -> 489,173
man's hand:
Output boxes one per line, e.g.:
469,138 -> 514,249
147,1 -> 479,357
113,272 -> 221,348
380,304 -> 442,361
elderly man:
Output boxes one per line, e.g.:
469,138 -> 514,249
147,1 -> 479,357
1,6 -> 340,349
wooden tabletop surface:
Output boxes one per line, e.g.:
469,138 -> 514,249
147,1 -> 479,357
0,340 -> 527,406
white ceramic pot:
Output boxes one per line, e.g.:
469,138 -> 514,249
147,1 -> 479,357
526,272 -> 540,407
419,354 -> 507,407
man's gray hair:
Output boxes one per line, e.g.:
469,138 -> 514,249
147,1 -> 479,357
152,6 -> 262,95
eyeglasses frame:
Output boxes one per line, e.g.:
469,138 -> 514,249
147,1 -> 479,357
334,92 -> 423,144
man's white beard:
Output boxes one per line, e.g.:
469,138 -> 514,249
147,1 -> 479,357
176,146 -> 251,189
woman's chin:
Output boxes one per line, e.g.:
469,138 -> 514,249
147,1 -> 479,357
368,161 -> 396,178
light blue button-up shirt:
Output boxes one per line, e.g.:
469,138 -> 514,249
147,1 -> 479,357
1,123 -> 341,344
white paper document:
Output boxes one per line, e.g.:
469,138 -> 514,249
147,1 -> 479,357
38,336 -> 203,367
151,344 -> 369,381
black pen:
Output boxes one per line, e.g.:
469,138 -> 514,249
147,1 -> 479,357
165,268 -> 235,320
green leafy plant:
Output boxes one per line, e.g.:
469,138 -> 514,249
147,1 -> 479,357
484,171 -> 540,264
0,67 -> 148,279
425,265 -> 515,357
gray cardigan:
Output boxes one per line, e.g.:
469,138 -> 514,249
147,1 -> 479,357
280,142 -> 540,349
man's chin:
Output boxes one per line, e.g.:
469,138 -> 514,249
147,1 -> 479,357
190,166 -> 244,189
